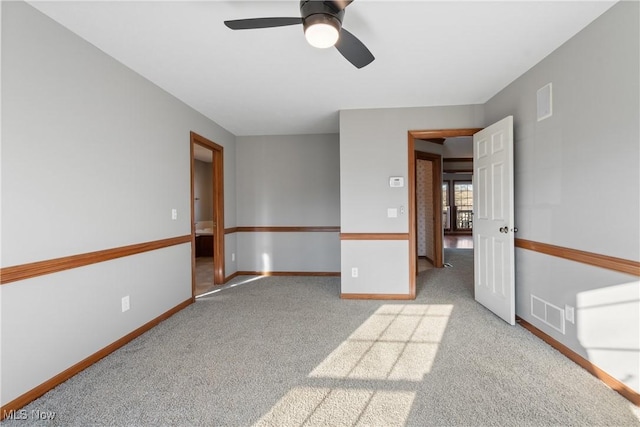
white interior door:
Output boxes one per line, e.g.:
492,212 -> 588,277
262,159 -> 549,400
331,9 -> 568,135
473,116 -> 515,325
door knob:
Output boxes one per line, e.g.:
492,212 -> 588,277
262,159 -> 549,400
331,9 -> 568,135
511,227 -> 518,233
499,226 -> 509,233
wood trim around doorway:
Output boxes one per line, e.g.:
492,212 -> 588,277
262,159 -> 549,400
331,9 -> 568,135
190,132 -> 225,297
410,129 -> 483,140
407,128 -> 482,299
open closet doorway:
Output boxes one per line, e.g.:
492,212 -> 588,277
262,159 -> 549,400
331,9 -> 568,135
190,132 -> 225,298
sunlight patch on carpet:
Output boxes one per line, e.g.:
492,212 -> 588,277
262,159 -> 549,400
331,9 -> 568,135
195,276 -> 267,298
253,387 -> 415,427
310,304 -> 453,381
254,304 -> 451,426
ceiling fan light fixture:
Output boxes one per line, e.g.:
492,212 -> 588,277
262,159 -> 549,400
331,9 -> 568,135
225,1 -> 373,68
304,14 -> 340,48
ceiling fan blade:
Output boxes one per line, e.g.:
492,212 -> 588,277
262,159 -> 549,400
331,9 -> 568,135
335,28 -> 374,69
329,0 -> 355,12
224,17 -> 302,30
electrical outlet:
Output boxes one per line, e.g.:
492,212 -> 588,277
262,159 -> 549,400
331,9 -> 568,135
351,267 -> 358,278
171,209 -> 177,220
121,296 -> 130,313
232,253 -> 235,262
565,304 -> 574,324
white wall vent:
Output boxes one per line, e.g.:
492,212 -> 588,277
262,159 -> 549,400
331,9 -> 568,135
530,294 -> 565,334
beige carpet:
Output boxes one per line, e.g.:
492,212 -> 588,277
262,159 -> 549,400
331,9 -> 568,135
5,249 -> 639,426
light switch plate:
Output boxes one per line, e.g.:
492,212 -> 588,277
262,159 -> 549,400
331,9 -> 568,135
389,177 -> 404,188
388,208 -> 398,218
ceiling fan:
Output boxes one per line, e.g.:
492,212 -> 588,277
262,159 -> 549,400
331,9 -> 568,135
224,0 -> 375,69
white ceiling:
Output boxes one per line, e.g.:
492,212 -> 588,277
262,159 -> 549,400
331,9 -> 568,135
29,0 -> 616,136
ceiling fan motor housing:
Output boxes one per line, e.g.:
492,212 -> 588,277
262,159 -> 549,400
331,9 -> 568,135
300,0 -> 345,34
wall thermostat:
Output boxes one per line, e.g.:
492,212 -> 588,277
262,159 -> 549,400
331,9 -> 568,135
389,176 -> 404,188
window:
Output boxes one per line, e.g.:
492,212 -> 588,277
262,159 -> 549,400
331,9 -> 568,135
442,182 -> 450,230
442,183 -> 449,208
454,181 -> 473,230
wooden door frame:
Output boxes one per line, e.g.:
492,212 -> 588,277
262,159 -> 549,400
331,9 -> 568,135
190,132 -> 225,299
415,151 -> 443,272
408,128 -> 482,298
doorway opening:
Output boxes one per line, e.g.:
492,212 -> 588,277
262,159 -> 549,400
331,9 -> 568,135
408,128 -> 482,298
190,132 -> 225,298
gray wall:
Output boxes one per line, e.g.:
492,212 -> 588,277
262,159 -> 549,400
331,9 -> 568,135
484,1 -> 639,393
1,2 -> 237,405
339,106 -> 484,294
235,134 -> 340,272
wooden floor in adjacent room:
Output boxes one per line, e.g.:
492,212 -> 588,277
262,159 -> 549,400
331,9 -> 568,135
195,257 -> 215,296
444,234 -> 473,249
